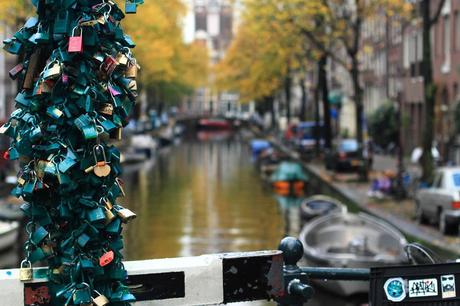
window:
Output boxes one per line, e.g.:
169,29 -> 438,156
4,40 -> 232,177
444,15 -> 451,64
453,173 -> 460,187
433,173 -> 444,188
456,12 -> 460,50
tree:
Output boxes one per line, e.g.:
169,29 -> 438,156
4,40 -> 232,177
420,0 -> 446,183
368,103 -> 399,149
122,0 -> 208,107
285,0 -> 409,149
0,0 -> 34,26
216,0 -> 318,131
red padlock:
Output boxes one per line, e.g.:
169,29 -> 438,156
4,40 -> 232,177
101,55 -> 118,76
68,26 -> 83,53
99,250 -> 114,267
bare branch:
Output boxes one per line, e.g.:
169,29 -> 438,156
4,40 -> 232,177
430,0 -> 447,26
299,28 -> 348,68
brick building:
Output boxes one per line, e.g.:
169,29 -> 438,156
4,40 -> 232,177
357,0 -> 460,162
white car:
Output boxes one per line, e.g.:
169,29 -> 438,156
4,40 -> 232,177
415,167 -> 460,235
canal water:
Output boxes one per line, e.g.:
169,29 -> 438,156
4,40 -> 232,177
121,130 -> 366,306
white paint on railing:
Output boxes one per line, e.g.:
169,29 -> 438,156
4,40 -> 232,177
0,251 -> 282,306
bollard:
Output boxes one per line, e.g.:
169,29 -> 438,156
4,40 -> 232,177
276,237 -> 314,306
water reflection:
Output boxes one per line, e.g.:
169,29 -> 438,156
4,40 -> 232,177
122,133 -> 284,260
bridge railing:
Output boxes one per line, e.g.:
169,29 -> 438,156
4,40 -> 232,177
0,237 -> 370,306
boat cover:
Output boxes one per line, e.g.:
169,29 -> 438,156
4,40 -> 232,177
270,162 -> 309,182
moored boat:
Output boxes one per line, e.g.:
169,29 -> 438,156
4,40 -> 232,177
299,212 -> 407,296
300,195 -> 347,223
270,162 -> 308,196
0,221 -> 19,252
197,118 -> 231,130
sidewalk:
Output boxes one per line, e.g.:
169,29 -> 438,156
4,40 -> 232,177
268,136 -> 460,256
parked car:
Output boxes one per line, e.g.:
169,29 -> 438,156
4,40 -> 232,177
325,139 -> 364,171
415,167 -> 460,235
295,122 -> 324,155
284,121 -> 324,154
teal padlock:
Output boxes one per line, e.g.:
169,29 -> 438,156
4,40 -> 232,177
22,179 -> 36,196
73,283 -> 92,305
82,125 -> 98,140
46,106 -> 63,119
58,157 -> 77,173
3,39 -> 23,55
125,1 -> 137,14
29,247 -> 47,263
15,92 -> 30,107
8,147 -> 20,160
58,203 -> 71,218
80,258 -> 95,270
29,126 -> 42,142
87,207 -> 105,223
105,218 -> 122,235
54,10 -> 71,34
77,233 -> 90,248
31,226 -> 49,245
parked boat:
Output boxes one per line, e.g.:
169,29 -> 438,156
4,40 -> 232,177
197,118 -> 231,130
300,195 -> 347,223
299,212 -> 407,296
0,203 -> 24,222
131,134 -> 157,158
257,148 -> 288,181
270,162 -> 308,196
121,151 -> 147,165
0,221 -> 19,252
158,126 -> 174,147
250,139 -> 271,160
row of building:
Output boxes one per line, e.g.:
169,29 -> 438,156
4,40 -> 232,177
183,0 -> 460,163
359,0 -> 459,161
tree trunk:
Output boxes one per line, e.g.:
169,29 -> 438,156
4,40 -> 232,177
299,77 -> 307,121
284,75 -> 292,123
267,95 -> 276,130
421,0 -> 435,183
351,57 -> 364,147
319,55 -> 332,149
350,54 -> 367,181
314,61 -> 321,157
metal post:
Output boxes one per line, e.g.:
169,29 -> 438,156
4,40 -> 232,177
276,237 -> 314,306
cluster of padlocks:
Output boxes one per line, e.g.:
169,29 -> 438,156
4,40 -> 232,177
2,0 -> 143,304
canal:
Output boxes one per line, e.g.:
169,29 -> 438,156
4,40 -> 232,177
121,130 -> 367,306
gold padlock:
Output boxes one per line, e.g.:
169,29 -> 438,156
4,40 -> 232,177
93,291 -> 109,306
128,80 -> 137,91
115,178 -> 126,197
99,103 -> 114,116
97,16 -> 106,25
116,207 -> 137,223
125,60 -> 139,79
94,161 -> 111,177
104,207 -> 116,225
19,260 -> 33,281
116,53 -> 129,66
17,176 -> 26,186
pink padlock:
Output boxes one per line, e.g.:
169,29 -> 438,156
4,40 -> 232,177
99,250 -> 114,267
68,26 -> 83,53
